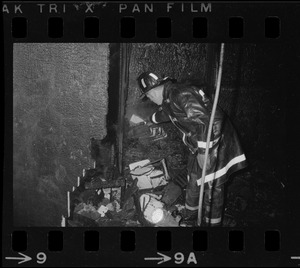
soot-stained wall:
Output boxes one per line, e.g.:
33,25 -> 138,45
13,43 -> 109,226
219,44 -> 287,174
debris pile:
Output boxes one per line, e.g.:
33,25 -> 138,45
65,155 -> 286,227
66,158 -> 188,227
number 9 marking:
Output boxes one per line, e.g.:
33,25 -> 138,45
174,252 -> 184,264
37,252 -> 47,264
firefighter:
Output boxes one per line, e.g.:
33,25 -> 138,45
137,72 -> 247,226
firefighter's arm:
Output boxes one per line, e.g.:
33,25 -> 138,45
149,107 -> 170,125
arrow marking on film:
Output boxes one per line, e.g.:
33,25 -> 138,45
5,252 -> 32,264
144,252 -> 172,265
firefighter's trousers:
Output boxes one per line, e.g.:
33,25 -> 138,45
185,152 -> 225,226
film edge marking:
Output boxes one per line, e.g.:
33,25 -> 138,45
5,252 -> 32,265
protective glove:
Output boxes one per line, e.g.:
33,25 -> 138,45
197,152 -> 213,170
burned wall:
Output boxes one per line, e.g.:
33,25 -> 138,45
13,43 -> 109,226
219,44 -> 287,175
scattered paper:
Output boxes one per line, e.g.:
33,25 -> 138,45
97,205 -> 108,217
129,114 -> 146,125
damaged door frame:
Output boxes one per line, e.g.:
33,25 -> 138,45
117,43 -> 132,175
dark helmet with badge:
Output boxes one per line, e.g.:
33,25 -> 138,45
137,72 -> 173,98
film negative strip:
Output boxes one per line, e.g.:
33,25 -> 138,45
3,1 -> 300,267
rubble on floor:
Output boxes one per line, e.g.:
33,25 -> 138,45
67,156 -> 287,227
67,158 -> 188,227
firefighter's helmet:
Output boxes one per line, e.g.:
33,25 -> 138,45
137,72 -> 173,97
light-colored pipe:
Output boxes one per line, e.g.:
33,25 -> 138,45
197,43 -> 225,226
67,191 -> 70,218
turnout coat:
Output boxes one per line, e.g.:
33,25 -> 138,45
150,81 -> 247,187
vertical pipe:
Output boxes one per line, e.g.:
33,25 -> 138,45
197,43 -> 225,226
67,191 -> 70,218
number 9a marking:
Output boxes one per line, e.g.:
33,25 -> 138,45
37,252 -> 47,264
